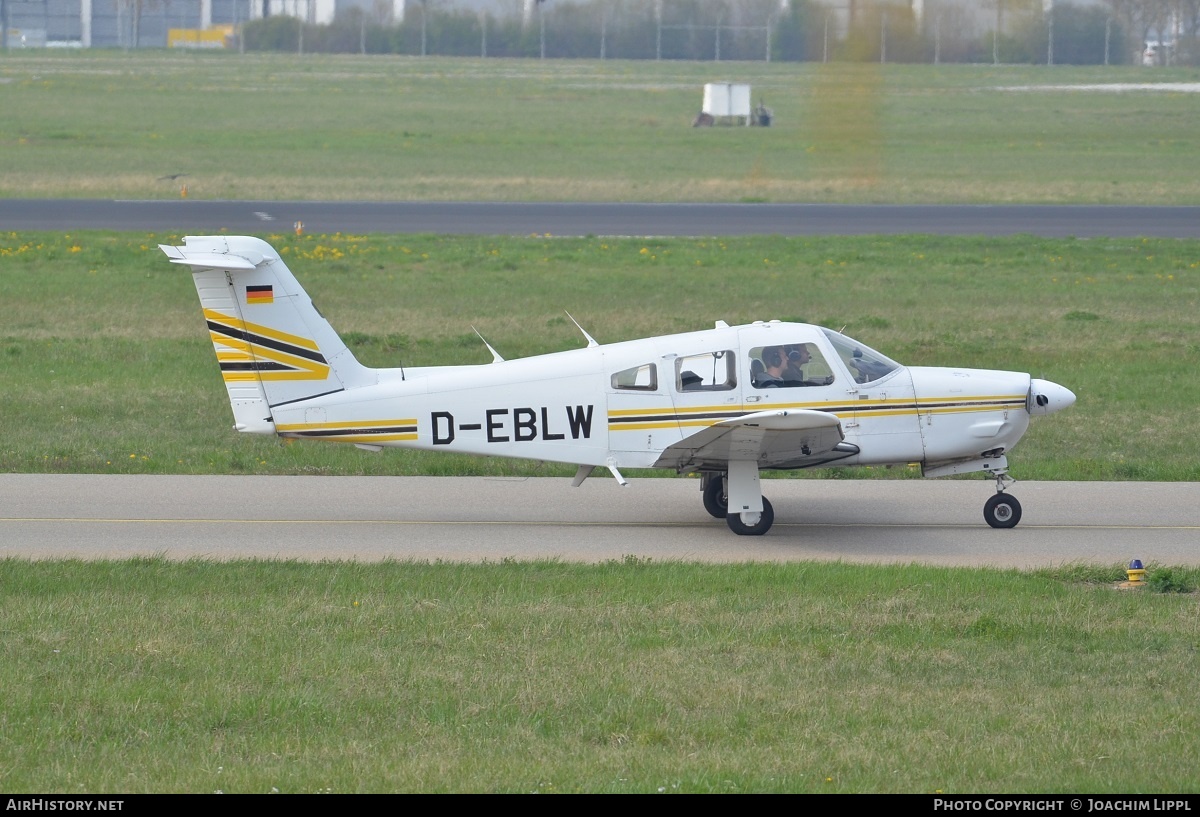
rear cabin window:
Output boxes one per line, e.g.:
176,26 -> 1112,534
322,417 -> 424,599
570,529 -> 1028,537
611,363 -> 658,391
676,351 -> 737,392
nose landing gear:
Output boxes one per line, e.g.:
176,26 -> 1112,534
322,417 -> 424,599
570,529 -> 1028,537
983,470 -> 1022,529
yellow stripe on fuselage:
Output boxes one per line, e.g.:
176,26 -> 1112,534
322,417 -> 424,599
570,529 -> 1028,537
607,395 -> 1027,431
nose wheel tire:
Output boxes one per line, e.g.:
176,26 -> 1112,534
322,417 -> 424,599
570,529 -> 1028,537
984,493 -> 1022,529
727,497 -> 775,536
702,474 -> 728,519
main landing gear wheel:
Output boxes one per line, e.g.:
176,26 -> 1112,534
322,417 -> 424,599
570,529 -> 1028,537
983,493 -> 1022,529
727,496 -> 774,536
702,474 -> 728,519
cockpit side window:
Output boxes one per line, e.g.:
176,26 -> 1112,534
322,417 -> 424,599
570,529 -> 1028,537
676,351 -> 736,392
749,343 -> 835,389
820,329 -> 901,384
611,363 -> 658,391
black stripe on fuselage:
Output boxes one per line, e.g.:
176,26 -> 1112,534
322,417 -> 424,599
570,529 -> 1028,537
294,425 -> 418,438
611,398 -> 1025,426
916,398 -> 1027,410
609,410 -> 745,425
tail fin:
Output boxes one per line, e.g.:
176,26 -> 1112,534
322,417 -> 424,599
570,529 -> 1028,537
161,235 -> 374,434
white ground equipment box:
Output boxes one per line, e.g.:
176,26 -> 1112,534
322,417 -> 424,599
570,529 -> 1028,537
701,82 -> 752,125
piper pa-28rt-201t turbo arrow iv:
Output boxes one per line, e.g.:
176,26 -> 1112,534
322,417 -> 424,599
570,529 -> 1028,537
162,235 -> 1076,536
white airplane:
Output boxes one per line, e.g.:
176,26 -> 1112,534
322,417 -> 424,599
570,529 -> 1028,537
161,235 -> 1076,536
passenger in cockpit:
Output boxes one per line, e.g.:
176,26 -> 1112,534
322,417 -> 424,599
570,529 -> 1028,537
753,346 -> 788,388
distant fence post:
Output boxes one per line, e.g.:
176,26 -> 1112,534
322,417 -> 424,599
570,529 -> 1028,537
1047,14 -> 1053,65
934,13 -> 941,64
880,9 -> 886,63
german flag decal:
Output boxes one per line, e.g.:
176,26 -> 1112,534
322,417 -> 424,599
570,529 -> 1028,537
246,285 -> 274,305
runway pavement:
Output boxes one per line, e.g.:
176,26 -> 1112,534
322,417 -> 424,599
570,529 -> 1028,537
3,474 -> 1197,568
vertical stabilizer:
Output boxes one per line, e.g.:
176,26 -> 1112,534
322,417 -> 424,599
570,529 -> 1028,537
161,236 -> 375,433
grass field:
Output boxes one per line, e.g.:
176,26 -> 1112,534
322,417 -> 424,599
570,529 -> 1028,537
1,52 -> 1199,203
2,557 -> 1199,793
3,53 -> 1200,794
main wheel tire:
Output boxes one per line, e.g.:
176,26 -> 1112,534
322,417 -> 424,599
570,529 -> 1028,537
726,496 -> 774,536
702,474 -> 728,519
984,493 -> 1022,529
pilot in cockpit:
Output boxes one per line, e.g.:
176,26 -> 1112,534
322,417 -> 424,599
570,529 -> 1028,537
784,343 -> 811,382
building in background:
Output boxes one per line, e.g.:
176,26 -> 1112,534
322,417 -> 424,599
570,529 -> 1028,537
0,0 -> 1157,58
2,0 -> 407,48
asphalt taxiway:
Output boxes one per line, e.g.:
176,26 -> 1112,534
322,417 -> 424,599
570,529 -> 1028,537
4,475 -> 1197,568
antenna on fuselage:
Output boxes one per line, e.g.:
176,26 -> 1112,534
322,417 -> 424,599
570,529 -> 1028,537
472,327 -> 505,363
565,312 -> 599,348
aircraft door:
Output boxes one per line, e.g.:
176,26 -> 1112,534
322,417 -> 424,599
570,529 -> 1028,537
606,349 -> 741,469
667,347 -> 743,430
740,332 -> 842,413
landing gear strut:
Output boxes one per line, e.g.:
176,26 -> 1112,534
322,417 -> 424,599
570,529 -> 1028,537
702,465 -> 776,536
983,470 -> 1022,529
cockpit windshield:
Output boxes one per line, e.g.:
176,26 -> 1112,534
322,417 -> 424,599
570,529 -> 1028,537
821,329 -> 902,384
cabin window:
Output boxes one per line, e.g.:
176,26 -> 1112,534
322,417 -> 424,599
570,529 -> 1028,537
611,363 -> 658,391
750,343 -> 836,389
676,351 -> 736,392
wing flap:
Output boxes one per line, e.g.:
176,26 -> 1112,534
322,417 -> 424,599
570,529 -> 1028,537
654,408 -> 853,471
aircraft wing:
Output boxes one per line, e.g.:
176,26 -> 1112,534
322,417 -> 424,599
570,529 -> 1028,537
654,408 -> 857,471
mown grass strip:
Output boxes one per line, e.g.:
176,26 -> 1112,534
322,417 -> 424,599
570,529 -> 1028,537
1,557 -> 1197,793
1,53 -> 1199,203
